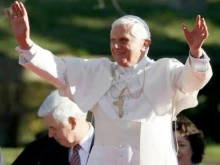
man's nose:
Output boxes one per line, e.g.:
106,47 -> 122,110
114,43 -> 120,49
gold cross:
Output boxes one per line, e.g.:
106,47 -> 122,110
113,87 -> 127,118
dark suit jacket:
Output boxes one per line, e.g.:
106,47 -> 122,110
12,133 -> 94,165
12,135 -> 71,165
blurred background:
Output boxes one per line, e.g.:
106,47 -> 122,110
0,0 -> 220,164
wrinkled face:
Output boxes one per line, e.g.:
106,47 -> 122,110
43,113 -> 76,147
110,24 -> 147,67
175,133 -> 193,165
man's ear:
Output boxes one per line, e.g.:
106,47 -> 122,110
142,39 -> 151,51
68,117 -> 76,130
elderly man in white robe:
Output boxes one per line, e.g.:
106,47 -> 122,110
7,1 -> 212,165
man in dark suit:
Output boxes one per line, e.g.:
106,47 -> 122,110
12,132 -> 94,165
12,90 -> 94,165
12,133 -> 69,165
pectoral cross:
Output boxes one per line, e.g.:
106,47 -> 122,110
113,87 -> 127,118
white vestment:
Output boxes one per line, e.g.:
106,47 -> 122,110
17,43 -> 212,165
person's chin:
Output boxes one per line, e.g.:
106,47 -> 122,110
114,56 -> 128,65
117,60 -> 130,67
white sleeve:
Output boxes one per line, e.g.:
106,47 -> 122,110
17,43 -> 67,89
15,43 -> 38,61
189,50 -> 210,72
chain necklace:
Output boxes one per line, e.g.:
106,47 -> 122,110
110,64 -> 147,118
110,64 -> 146,99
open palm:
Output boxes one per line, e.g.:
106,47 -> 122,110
7,1 -> 31,49
182,15 -> 209,56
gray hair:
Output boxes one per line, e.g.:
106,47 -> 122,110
38,90 -> 87,124
111,15 -> 151,39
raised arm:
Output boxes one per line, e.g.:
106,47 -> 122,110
7,1 -> 67,88
173,15 -> 212,94
182,15 -> 208,58
7,1 -> 32,49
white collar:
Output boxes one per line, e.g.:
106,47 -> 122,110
78,123 -> 94,152
69,123 -> 94,153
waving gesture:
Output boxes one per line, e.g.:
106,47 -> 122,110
182,15 -> 209,58
7,1 -> 32,49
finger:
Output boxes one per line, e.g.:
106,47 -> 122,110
201,18 -> 209,38
181,23 -> 190,36
6,8 -> 13,22
14,1 -> 23,17
201,29 -> 206,37
201,18 -> 208,31
200,26 -> 204,32
20,2 -> 27,17
12,2 -> 18,17
193,15 -> 201,30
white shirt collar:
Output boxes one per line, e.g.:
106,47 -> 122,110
69,123 -> 94,157
79,123 -> 94,152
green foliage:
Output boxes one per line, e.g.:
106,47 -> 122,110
203,145 -> 220,165
1,147 -> 23,165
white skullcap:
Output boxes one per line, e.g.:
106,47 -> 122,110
111,15 -> 151,39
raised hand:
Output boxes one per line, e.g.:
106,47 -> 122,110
182,15 -> 209,58
7,1 -> 32,49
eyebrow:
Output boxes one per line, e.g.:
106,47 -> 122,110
110,37 -> 129,40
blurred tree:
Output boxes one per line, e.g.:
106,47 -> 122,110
0,56 -> 24,147
93,0 -> 126,15
169,0 -> 206,13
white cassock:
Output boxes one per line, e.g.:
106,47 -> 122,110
17,43 -> 212,165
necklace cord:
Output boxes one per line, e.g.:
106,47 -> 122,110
110,65 -> 146,99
